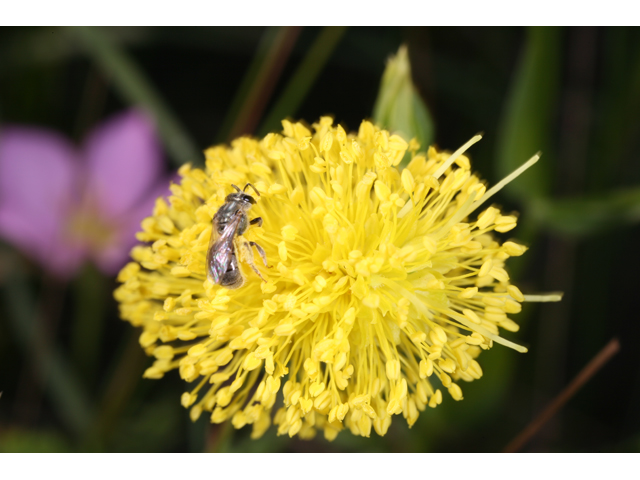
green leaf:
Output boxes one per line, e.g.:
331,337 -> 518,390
532,187 -> 640,236
0,429 -> 71,453
496,27 -> 562,200
258,27 -> 347,136
70,26 -> 200,167
372,45 -> 434,152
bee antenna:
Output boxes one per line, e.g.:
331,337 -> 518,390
243,183 -> 261,197
231,184 -> 242,192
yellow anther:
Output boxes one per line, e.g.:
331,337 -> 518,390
432,325 -> 447,344
281,225 -> 298,241
411,331 -> 427,344
465,333 -> 485,346
478,259 -> 493,277
240,327 -> 262,345
337,402 -> 350,422
363,293 -> 380,308
401,169 -> 415,194
139,331 -> 157,348
214,348 -> 233,366
374,181 -> 391,202
297,136 -> 311,150
385,359 -> 401,380
362,403 -> 377,419
188,344 -> 207,357
313,391 -> 332,412
243,352 -> 262,371
309,382 -> 326,398
266,376 -> 281,394
163,297 -> 176,312
489,266 -> 509,283
274,322 -> 296,336
278,241 -> 287,261
250,162 -> 272,177
439,357 -> 456,374
321,131 -> 334,152
448,383 -> 463,401
153,345 -> 174,360
419,358 -> 433,378
422,236 -> 437,254
268,183 -> 287,195
503,241 -> 527,256
476,206 -> 499,230
499,318 -> 520,332
504,298 -> 522,314
507,284 -> 525,302
230,376 -> 244,393
494,215 -> 517,232
351,394 -> 370,408
481,296 -> 504,307
181,392 -> 197,408
343,307 -> 356,325
334,352 -> 347,371
458,287 -> 478,299
302,303 -> 320,314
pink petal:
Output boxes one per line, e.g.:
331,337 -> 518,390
0,127 -> 83,277
92,177 -> 173,275
83,109 -> 164,219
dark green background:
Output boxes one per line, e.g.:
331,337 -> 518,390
1,27 -> 639,452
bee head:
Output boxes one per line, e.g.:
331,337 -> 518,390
225,192 -> 257,205
242,193 -> 257,205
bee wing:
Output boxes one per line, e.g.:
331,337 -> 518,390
206,212 -> 243,285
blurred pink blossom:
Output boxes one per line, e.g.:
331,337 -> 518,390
0,109 -> 169,278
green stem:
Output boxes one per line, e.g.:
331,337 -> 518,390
71,264 -> 107,386
205,421 -> 234,452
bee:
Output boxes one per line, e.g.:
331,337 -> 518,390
206,183 -> 268,289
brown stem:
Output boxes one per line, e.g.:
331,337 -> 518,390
227,26 -> 302,140
205,420 -> 233,452
503,337 -> 620,453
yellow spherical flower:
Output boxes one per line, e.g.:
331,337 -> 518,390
115,117 -> 544,441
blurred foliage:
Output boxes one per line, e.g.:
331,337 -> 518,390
1,26 -> 640,453
373,44 -> 434,155
69,26 -> 201,167
496,26 -> 561,201
532,187 -> 640,237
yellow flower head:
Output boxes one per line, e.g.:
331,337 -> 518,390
115,117 -> 541,441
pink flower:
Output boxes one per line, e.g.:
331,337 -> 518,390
0,109 -> 169,278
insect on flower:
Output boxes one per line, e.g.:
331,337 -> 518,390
116,118 -> 562,441
206,183 -> 268,289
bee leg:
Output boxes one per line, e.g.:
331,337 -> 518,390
249,241 -> 268,267
241,241 -> 266,282
249,217 -> 263,228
